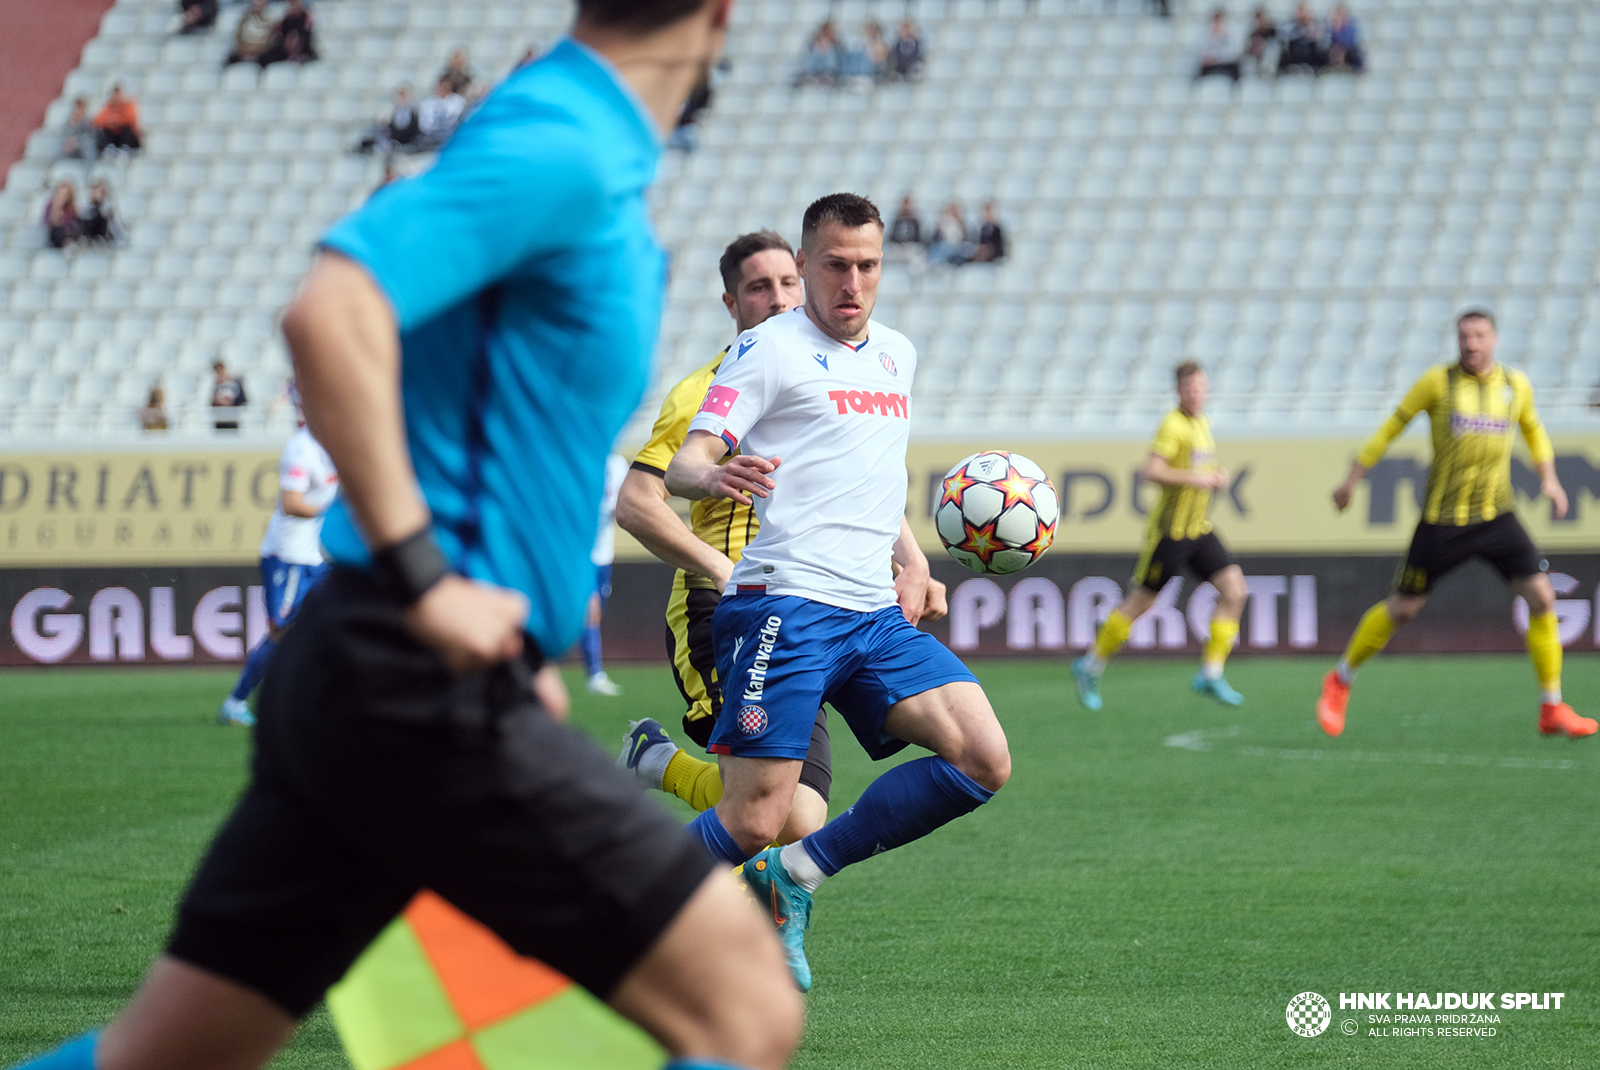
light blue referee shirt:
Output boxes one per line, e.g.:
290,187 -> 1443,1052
318,39 -> 665,658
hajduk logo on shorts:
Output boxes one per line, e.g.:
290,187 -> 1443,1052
1286,992 -> 1333,1037
742,615 -> 782,701
737,705 -> 768,736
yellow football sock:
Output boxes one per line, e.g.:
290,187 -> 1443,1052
1343,601 -> 1397,671
1094,609 -> 1133,661
1526,610 -> 1562,699
661,749 -> 723,812
1203,617 -> 1239,671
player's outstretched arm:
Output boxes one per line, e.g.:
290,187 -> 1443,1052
285,252 -> 527,673
616,468 -> 736,589
665,429 -> 780,505
892,516 -> 932,625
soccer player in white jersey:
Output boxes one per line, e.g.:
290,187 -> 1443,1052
219,400 -> 338,726
582,452 -> 629,695
665,193 -> 1011,991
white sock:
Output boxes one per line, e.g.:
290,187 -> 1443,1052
1335,659 -> 1356,686
779,841 -> 828,894
638,739 -> 677,790
1201,661 -> 1223,681
1542,689 -> 1562,706
1083,652 -> 1107,675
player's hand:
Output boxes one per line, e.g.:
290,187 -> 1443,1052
403,574 -> 528,674
1332,481 -> 1355,512
709,555 -> 735,595
921,577 -> 949,622
895,559 -> 931,626
704,454 -> 782,506
1204,469 -> 1230,490
532,664 -> 569,722
1545,479 -> 1569,520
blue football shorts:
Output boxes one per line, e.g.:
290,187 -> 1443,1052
706,591 -> 978,762
262,556 -> 331,629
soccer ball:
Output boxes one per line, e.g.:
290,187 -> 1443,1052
935,451 -> 1059,575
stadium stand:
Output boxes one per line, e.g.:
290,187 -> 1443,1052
1,0 -> 1598,441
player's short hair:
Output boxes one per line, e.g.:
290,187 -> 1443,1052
576,0 -> 710,33
719,230 -> 794,295
1457,308 -> 1497,330
801,193 -> 884,250
1175,360 -> 1205,385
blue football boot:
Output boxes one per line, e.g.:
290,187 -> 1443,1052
1192,670 -> 1244,706
741,846 -> 814,992
1071,655 -> 1104,711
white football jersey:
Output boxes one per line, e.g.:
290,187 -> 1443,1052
686,306 -> 916,612
591,452 -> 628,566
259,427 -> 339,565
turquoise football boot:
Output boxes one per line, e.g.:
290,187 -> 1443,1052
741,846 -> 813,992
1071,655 -> 1104,711
1192,670 -> 1244,706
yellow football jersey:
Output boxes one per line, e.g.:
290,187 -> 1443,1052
632,347 -> 758,588
1357,362 -> 1553,526
1145,408 -> 1217,542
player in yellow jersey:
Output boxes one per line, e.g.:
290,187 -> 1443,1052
1317,309 -> 1595,738
614,230 -> 833,841
1071,361 -> 1250,708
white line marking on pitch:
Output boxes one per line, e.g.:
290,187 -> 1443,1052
1163,727 -> 1578,771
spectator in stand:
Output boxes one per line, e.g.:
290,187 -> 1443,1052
440,49 -> 476,95
357,87 -> 420,154
140,385 -> 169,432
1244,6 -> 1279,75
225,0 -> 273,65
1327,3 -> 1365,72
258,0 -> 317,67
1195,8 -> 1243,85
1280,2 -> 1329,73
796,20 -> 843,86
78,180 -> 119,245
844,21 -> 888,83
886,195 -> 924,268
669,69 -> 712,152
971,202 -> 1006,263
417,77 -> 466,147
211,360 -> 247,431
1147,0 -> 1172,17
92,84 -> 142,155
889,19 -> 924,81
44,182 -> 80,249
177,0 -> 218,35
927,202 -> 969,266
59,98 -> 97,165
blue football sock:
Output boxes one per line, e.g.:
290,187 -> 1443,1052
687,808 -> 752,866
229,636 -> 276,701
663,1060 -> 756,1070
801,756 -> 995,876
580,625 -> 603,677
12,1031 -> 98,1070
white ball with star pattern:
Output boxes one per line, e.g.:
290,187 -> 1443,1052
935,451 -> 1058,575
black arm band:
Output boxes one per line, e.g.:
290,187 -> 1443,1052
372,527 -> 450,605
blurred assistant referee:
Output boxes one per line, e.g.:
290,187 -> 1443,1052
10,3 -> 802,1070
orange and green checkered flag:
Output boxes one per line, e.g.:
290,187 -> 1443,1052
327,891 -> 665,1070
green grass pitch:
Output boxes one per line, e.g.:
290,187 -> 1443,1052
2,655 -> 1597,1069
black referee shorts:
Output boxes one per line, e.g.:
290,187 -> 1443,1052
671,582 -> 832,803
1132,531 -> 1234,593
168,568 -> 715,1018
1394,513 -> 1546,596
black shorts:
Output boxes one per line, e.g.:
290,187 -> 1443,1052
1395,513 -> 1545,596
1132,531 -> 1234,592
168,568 -> 715,1019
671,580 -> 833,803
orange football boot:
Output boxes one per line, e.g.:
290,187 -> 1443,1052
1317,670 -> 1349,737
1539,702 -> 1597,738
